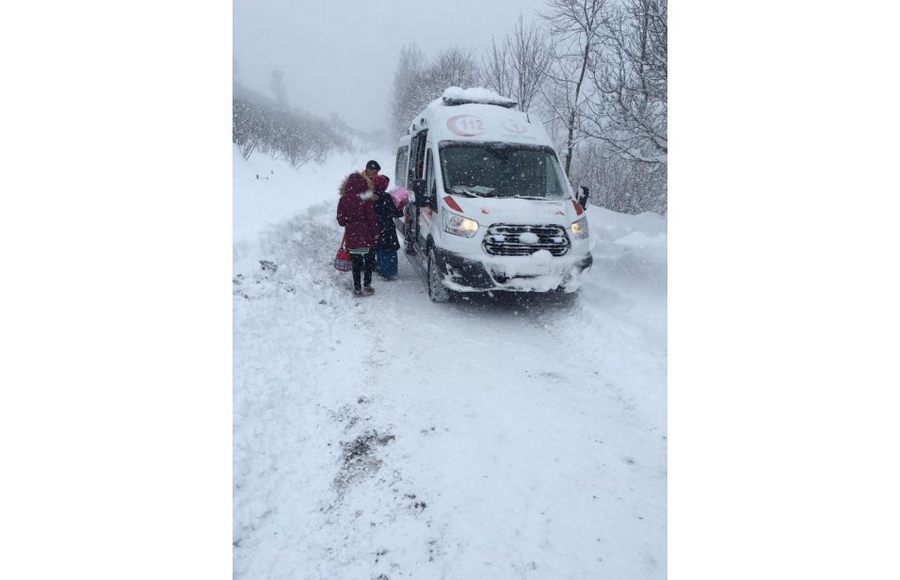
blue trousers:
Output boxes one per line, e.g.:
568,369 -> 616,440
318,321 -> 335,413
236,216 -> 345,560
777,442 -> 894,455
375,250 -> 398,278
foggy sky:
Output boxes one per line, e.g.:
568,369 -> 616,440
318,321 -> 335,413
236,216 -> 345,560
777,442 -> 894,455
234,0 -> 548,133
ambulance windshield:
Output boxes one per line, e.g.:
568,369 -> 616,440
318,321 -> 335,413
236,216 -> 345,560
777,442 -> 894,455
438,142 -> 569,199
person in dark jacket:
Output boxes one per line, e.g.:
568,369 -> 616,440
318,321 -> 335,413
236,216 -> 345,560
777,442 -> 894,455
338,159 -> 380,196
336,172 -> 378,296
372,175 -> 403,280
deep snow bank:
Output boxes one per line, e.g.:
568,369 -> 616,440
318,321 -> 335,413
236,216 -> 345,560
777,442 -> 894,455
233,144 -> 394,247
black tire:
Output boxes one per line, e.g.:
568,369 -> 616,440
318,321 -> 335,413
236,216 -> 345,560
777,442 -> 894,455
427,247 -> 451,303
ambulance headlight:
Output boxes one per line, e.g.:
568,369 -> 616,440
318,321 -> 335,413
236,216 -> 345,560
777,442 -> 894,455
444,212 -> 480,238
571,217 -> 589,239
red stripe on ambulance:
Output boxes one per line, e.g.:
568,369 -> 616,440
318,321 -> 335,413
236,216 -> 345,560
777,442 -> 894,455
443,195 -> 463,212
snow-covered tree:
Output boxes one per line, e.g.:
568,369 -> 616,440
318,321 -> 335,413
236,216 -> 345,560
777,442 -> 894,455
539,0 -> 608,177
481,36 -> 513,102
482,15 -> 553,115
389,45 -> 481,140
233,82 -> 350,166
270,69 -> 288,109
390,45 -> 427,140
587,0 -> 667,164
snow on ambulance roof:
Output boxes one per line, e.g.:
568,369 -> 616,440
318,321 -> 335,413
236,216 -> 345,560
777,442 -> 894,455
440,86 -> 517,108
409,87 -> 551,146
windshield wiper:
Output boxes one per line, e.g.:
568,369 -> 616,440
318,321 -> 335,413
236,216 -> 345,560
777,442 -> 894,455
451,185 -> 497,197
449,186 -> 477,197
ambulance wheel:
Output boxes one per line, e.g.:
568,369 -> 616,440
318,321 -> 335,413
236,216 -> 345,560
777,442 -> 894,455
427,248 -> 451,303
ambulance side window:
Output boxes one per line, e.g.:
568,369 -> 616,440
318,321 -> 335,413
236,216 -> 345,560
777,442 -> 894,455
410,130 -> 428,181
395,145 -> 409,188
425,149 -> 435,197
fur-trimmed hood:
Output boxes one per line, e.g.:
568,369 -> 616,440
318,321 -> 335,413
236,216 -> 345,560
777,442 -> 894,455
338,170 -> 374,196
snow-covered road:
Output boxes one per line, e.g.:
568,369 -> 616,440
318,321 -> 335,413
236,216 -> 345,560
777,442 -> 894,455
233,148 -> 667,579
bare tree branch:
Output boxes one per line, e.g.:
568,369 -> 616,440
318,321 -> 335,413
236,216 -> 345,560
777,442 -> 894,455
538,0 -> 608,176
585,0 -> 667,164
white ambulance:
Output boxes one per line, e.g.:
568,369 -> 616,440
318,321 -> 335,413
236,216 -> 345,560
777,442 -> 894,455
394,87 -> 592,302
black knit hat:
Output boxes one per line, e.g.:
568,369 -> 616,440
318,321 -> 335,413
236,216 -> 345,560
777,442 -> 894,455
366,160 -> 381,171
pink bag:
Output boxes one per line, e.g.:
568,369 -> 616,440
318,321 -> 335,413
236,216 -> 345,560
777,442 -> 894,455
388,186 -> 411,209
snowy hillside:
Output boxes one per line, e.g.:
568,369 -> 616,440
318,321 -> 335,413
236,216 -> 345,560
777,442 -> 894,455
233,145 -> 667,579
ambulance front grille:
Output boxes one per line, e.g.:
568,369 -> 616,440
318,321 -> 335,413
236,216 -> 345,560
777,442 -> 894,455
482,224 -> 570,256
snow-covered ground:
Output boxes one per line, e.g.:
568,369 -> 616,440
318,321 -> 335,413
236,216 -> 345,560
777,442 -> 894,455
233,145 -> 667,579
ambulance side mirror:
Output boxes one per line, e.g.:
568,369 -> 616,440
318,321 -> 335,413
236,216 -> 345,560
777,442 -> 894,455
577,186 -> 590,209
411,179 -> 430,208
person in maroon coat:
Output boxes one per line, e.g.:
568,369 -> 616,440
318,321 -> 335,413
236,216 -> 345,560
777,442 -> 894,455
337,172 -> 378,296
